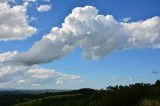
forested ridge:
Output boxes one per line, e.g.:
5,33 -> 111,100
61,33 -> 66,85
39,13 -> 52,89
1,80 -> 160,106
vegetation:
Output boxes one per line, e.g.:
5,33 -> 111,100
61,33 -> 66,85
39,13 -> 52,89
1,80 -> 160,106
138,98 -> 160,106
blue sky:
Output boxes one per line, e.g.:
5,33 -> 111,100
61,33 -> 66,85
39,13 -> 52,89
0,0 -> 160,89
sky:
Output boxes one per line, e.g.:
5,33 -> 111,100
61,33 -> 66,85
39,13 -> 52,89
0,0 -> 160,89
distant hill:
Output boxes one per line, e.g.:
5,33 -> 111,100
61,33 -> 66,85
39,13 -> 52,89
0,89 -> 70,95
1,80 -> 160,106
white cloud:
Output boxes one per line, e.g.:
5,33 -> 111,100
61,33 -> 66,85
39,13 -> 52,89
6,6 -> 159,66
0,65 -> 81,88
23,0 -> 37,2
32,83 -> 40,87
0,5 -> 159,88
111,76 -> 135,85
56,80 -> 63,84
0,0 -> 16,3
37,4 -> 52,12
122,17 -> 131,22
29,16 -> 37,22
0,51 -> 18,63
0,50 -> 81,88
18,80 -> 26,83
0,2 -> 37,41
43,0 -> 50,2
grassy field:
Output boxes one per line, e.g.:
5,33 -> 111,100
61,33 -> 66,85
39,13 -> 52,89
13,94 -> 82,106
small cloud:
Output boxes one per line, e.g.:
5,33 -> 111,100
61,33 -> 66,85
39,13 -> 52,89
0,0 -> 16,3
56,80 -> 63,84
23,0 -> 37,2
152,70 -> 159,74
32,83 -> 41,87
18,80 -> 26,83
37,4 -> 52,12
128,77 -> 133,81
112,76 -> 135,85
29,16 -> 37,22
122,17 -> 131,22
23,2 -> 29,7
43,0 -> 50,2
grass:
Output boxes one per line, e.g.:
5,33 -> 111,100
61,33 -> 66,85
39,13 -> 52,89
12,94 -> 82,106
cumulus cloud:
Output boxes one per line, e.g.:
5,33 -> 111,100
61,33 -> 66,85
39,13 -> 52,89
0,64 -> 81,88
0,5 -> 159,88
6,6 -> 159,66
0,2 -> 37,41
37,4 -> 51,12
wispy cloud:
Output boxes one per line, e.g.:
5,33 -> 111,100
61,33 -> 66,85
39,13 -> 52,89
122,17 -> 131,22
0,51 -> 81,88
43,0 -> 50,2
0,65 -> 81,88
23,0 -> 37,3
0,0 -> 16,3
29,16 -> 37,22
152,70 -> 159,74
112,76 -> 135,85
